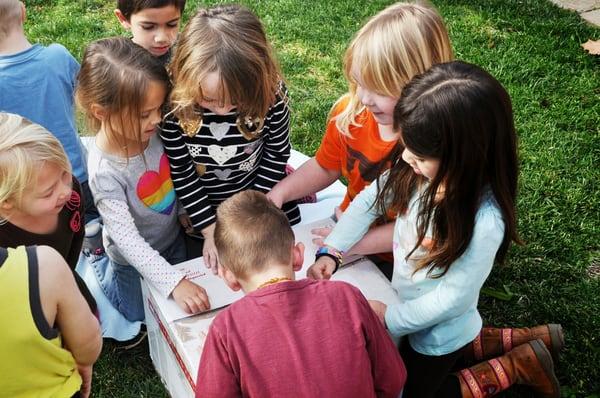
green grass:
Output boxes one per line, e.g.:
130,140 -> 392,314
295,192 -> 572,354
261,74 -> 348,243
25,0 -> 600,396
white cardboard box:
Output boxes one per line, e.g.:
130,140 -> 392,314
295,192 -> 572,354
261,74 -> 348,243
141,215 -> 401,398
141,150 -> 398,397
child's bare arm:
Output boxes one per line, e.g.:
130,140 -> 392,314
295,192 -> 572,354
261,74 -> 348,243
38,246 -> 102,366
268,158 -> 340,207
346,222 -> 394,256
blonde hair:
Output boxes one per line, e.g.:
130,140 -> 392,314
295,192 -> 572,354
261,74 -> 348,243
169,4 -> 282,126
335,2 -> 453,136
76,37 -> 169,157
215,190 -> 294,280
0,112 -> 71,213
0,0 -> 22,41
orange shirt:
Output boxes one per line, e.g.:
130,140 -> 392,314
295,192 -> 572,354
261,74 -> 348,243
315,99 -> 397,211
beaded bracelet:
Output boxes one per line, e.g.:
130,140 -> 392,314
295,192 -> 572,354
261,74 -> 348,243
315,246 -> 344,274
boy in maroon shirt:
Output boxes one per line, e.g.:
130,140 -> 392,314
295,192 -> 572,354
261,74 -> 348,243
196,190 -> 405,397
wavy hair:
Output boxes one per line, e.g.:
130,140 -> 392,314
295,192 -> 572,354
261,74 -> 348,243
168,4 -> 282,124
335,2 -> 453,137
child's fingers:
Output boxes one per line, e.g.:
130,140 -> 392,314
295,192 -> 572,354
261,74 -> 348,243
311,237 -> 325,246
310,227 -> 332,237
196,288 -> 210,310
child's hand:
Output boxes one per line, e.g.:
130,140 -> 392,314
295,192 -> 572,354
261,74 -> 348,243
77,364 -> 93,398
311,206 -> 343,246
368,300 -> 387,327
266,190 -> 283,208
307,256 -> 336,280
202,224 -> 220,274
310,226 -> 332,247
172,279 -> 210,314
179,214 -> 194,234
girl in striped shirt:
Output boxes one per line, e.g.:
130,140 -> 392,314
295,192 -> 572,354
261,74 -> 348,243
160,4 -> 300,272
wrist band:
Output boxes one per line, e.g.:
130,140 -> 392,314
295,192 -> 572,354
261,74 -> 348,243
315,246 -> 343,274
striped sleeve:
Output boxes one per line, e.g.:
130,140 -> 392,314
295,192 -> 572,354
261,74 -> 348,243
159,118 -> 216,232
252,85 -> 291,193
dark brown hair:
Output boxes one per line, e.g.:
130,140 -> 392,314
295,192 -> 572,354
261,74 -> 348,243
169,4 -> 283,126
76,37 -> 170,156
215,190 -> 294,280
117,0 -> 186,20
378,60 -> 520,277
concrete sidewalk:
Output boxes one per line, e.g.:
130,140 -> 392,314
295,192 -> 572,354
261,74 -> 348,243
550,0 -> 600,26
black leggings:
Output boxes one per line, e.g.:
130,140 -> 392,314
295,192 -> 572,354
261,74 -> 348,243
400,341 -> 465,398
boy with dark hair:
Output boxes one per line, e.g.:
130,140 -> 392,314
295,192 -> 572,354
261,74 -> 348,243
114,0 -> 186,63
196,190 -> 406,397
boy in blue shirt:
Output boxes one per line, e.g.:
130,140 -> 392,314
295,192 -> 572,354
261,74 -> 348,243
0,0 -> 98,222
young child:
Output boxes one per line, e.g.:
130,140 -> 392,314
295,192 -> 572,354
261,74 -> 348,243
114,0 -> 186,64
0,0 -> 98,222
308,61 -> 560,398
77,37 -> 209,322
0,112 -> 96,311
160,4 -> 300,272
268,2 -> 453,267
0,245 -> 102,398
196,190 -> 406,397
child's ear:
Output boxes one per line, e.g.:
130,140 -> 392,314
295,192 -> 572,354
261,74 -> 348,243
0,200 -> 14,212
19,1 -> 26,24
114,9 -> 132,30
221,266 -> 242,292
291,242 -> 305,272
90,104 -> 107,121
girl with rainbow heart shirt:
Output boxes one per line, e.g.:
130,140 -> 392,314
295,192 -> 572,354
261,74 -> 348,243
79,37 -> 210,322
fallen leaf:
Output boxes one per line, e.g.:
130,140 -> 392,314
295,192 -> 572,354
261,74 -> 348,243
581,39 -> 600,55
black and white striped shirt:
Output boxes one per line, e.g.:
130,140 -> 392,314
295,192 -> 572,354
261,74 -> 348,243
159,84 -> 300,232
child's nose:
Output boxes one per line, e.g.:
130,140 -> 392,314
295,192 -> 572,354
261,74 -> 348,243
154,30 -> 168,43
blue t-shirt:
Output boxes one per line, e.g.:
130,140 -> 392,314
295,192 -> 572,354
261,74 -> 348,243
0,44 -> 87,183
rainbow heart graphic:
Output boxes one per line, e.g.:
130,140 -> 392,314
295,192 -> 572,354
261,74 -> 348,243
136,154 -> 176,215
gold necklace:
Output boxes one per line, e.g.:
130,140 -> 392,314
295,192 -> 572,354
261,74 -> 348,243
257,276 -> 292,290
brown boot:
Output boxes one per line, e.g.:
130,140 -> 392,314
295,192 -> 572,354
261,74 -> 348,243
457,339 -> 560,398
464,324 -> 564,364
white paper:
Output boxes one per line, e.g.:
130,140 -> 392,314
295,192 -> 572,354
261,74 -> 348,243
147,258 -> 243,323
153,216 -> 395,323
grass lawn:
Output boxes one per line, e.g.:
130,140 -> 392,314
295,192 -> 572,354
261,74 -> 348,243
25,0 -> 599,396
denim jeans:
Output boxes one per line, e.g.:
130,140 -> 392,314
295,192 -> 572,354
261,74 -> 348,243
96,231 -> 187,322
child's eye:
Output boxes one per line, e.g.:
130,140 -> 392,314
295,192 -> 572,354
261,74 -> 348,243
167,22 -> 179,28
141,112 -> 150,118
141,24 -> 155,31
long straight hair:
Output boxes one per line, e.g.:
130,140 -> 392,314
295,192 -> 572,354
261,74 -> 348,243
377,61 -> 520,277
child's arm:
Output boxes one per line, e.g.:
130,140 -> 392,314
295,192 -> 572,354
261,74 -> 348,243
251,85 -> 292,194
38,245 -> 102,364
311,221 -> 394,256
159,118 -> 216,233
353,291 -> 406,397
196,323 -> 240,398
37,246 -> 101,398
267,158 -> 341,208
307,179 -> 381,279
98,199 -> 210,313
384,208 -> 504,337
